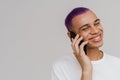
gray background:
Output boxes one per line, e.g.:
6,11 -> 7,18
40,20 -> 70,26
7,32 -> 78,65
0,0 -> 120,80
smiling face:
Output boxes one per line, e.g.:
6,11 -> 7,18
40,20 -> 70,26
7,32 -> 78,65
71,11 -> 103,48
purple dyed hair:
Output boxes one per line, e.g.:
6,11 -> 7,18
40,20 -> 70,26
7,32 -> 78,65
65,7 -> 90,31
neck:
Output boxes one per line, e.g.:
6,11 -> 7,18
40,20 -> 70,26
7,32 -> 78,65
87,48 -> 103,61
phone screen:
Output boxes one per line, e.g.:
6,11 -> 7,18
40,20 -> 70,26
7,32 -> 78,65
70,31 -> 87,54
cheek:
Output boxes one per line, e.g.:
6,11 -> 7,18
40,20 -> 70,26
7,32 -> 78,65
99,27 -> 104,36
80,32 -> 89,41
98,26 -> 104,32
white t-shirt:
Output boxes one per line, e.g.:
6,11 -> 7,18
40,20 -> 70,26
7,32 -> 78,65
51,53 -> 120,80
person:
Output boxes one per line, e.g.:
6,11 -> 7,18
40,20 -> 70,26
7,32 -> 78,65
51,7 -> 120,80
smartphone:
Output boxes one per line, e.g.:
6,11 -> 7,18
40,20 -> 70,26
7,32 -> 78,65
70,31 -> 87,54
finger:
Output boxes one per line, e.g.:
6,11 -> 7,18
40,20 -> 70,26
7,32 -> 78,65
71,34 -> 79,45
74,36 -> 83,53
71,34 -> 79,52
79,41 -> 88,55
75,36 -> 83,47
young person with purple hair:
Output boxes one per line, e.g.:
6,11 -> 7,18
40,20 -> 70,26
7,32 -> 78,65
51,7 -> 120,80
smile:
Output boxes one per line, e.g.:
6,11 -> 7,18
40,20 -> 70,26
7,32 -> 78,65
89,35 -> 102,42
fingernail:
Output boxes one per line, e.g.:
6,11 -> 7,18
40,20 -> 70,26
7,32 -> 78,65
72,38 -> 73,41
86,41 -> 88,43
80,36 -> 83,39
76,34 -> 79,37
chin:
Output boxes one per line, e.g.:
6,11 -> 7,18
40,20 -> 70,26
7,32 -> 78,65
87,40 -> 103,48
93,42 -> 103,48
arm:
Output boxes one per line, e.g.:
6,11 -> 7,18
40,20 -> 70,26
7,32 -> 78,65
71,34 -> 92,80
81,70 -> 92,80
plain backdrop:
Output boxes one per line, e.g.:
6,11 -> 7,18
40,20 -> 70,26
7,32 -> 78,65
0,0 -> 120,80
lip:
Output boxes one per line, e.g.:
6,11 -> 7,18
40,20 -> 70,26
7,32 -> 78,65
89,34 -> 102,42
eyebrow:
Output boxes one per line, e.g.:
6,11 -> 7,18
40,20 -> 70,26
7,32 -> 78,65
79,18 -> 100,30
94,19 -> 100,23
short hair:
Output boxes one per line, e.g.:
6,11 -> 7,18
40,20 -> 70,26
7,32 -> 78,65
65,7 -> 90,31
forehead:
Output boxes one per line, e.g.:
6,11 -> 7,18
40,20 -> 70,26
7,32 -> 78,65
71,11 -> 98,27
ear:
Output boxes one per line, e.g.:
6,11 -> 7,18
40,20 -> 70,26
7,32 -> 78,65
67,31 -> 71,38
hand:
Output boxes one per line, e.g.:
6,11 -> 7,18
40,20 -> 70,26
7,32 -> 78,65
71,34 -> 92,72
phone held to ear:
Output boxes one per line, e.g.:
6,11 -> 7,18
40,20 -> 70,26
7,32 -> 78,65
70,31 -> 87,55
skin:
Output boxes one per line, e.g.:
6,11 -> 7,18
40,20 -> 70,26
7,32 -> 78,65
67,11 -> 104,80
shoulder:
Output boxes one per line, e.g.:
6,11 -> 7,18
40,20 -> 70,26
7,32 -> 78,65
104,53 -> 120,64
105,53 -> 120,60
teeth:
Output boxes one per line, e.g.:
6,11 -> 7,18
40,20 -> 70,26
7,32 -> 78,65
94,36 -> 100,40
92,36 -> 101,41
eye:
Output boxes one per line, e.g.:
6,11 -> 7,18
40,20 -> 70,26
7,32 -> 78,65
94,22 -> 100,26
81,26 -> 89,31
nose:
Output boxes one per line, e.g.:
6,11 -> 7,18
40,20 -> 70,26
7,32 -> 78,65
90,26 -> 99,35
